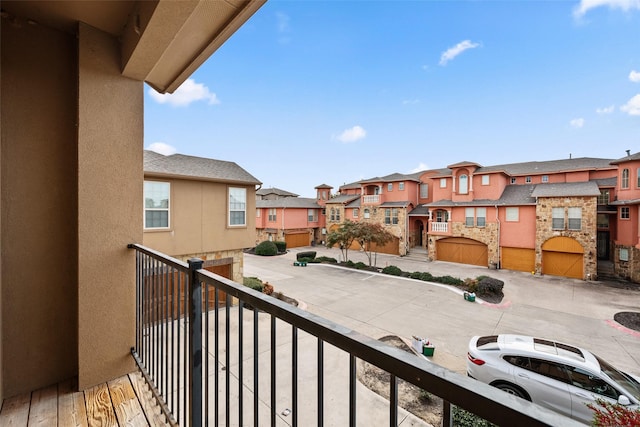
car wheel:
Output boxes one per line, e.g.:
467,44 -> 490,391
495,383 -> 530,401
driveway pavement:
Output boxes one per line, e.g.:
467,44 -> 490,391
244,246 -> 640,377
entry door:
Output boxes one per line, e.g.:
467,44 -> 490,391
597,231 -> 610,259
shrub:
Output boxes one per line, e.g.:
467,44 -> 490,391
243,276 -> 263,292
274,241 -> 287,253
345,260 -> 355,267
476,277 -> 504,295
410,271 -> 423,279
418,272 -> 433,281
382,265 -> 403,276
354,262 -> 368,270
296,251 -> 316,260
255,240 -> 278,256
434,275 -> 464,286
316,256 -> 337,263
452,406 -> 497,427
297,257 -> 314,263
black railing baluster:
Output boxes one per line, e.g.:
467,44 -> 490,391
225,296 -> 231,427
292,326 -> 298,427
253,308 -> 259,426
205,283 -> 209,427
214,288 -> 220,427
318,339 -> 324,427
238,300 -> 244,427
390,375 -> 397,427
349,354 -> 356,427
270,315 -> 276,427
188,258 -> 203,427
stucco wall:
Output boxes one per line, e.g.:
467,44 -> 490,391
1,18 -> 79,397
77,23 -> 140,390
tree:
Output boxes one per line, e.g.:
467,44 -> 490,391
325,220 -> 359,262
354,222 -> 394,266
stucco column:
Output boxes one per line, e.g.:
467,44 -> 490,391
77,23 -> 142,389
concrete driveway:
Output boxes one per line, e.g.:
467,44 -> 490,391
244,246 -> 640,377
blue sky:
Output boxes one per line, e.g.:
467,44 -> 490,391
144,0 -> 640,198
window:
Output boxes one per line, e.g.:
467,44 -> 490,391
542,175 -> 549,183
399,182 -> 405,191
637,168 -> 640,188
621,207 -> 630,219
364,208 -> 370,219
528,359 -> 571,384
568,207 -> 581,230
459,175 -> 468,194
465,208 -> 474,227
481,175 -> 489,185
566,366 -> 619,399
353,208 -> 359,218
385,208 -> 391,225
229,187 -> 246,226
387,183 -> 393,192
476,208 -> 486,227
440,178 -> 447,188
525,176 -> 532,183
510,177 -> 517,184
597,214 -> 609,229
308,209 -> 318,222
392,208 -> 399,224
620,248 -> 629,261
420,183 -> 429,198
330,208 -> 336,221
268,208 -> 277,222
552,207 -> 565,230
436,210 -> 448,222
506,207 -> 519,222
597,190 -> 610,205
144,181 -> 170,229
336,209 -> 341,221
622,168 -> 629,189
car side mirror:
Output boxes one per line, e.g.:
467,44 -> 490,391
618,395 -> 631,406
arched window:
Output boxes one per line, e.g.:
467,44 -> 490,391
364,208 -> 370,219
459,174 -> 468,194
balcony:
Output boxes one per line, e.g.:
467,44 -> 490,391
1,244 -> 580,426
430,222 -> 449,233
362,195 -> 381,204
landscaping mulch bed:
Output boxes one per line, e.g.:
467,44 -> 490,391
614,311 -> 640,332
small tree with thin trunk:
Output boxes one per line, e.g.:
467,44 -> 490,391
354,222 -> 395,266
325,220 -> 359,262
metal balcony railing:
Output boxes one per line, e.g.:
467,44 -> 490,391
128,243 -> 581,427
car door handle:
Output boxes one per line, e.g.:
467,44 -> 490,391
575,392 -> 590,399
517,373 -> 529,379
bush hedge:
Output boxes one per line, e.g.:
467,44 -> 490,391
243,276 -> 264,292
315,256 -> 337,263
255,240 -> 278,256
296,251 -> 317,260
274,241 -> 287,253
382,265 -> 402,276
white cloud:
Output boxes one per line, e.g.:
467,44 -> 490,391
596,105 -> 615,114
409,163 -> 429,173
439,40 -> 480,66
336,125 -> 367,143
573,0 -> 640,18
630,70 -> 640,82
147,142 -> 177,156
570,118 -> 585,128
620,94 -> 640,115
276,12 -> 290,32
148,78 -> 220,107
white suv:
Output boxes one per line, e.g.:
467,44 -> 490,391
467,334 -> 640,424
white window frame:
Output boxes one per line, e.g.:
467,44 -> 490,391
525,176 -> 532,184
308,209 -> 318,222
542,175 -> 549,183
399,182 -> 405,191
268,208 -> 277,222
552,207 -> 565,230
353,208 -> 359,218
256,209 -> 261,218
387,183 -> 393,192
440,178 -> 447,188
510,177 -> 517,184
144,181 -> 170,229
465,207 -> 474,227
420,183 -> 429,198
481,175 -> 490,185
392,208 -> 399,225
459,174 -> 469,194
620,248 -> 629,262
568,207 -> 581,230
228,187 -> 247,226
505,207 -> 519,222
384,208 -> 391,225
622,168 -> 629,189
364,208 -> 370,219
476,207 -> 486,227
620,207 -> 630,219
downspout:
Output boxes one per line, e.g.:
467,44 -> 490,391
495,205 -> 500,269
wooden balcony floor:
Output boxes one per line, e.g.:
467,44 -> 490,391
0,371 -> 170,426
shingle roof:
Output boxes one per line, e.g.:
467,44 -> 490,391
610,151 -> 640,164
380,201 -> 412,208
408,205 -> 430,216
593,177 -> 617,187
144,150 -> 261,185
256,198 -> 320,208
531,181 -> 601,197
425,185 -> 537,207
345,198 -> 361,208
325,194 -> 360,205
257,187 -> 299,197
314,183 -> 333,189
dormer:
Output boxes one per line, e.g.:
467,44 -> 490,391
315,184 -> 333,203
448,161 -> 481,199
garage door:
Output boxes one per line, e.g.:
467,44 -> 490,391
436,237 -> 487,266
501,247 -> 535,273
285,232 -> 310,249
541,237 -> 583,279
371,237 -> 400,255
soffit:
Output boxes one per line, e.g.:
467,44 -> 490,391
1,0 -> 266,93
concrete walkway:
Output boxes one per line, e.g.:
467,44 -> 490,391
244,246 -> 640,378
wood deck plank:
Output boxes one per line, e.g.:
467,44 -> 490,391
108,376 -> 149,427
58,378 -> 89,427
0,391 -> 30,426
28,383 -> 58,426
84,382 -> 118,427
128,372 -> 170,427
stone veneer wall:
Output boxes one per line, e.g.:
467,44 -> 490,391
535,196 -> 597,280
614,244 -> 640,283
427,222 -> 499,266
365,205 -> 408,255
177,249 -> 244,283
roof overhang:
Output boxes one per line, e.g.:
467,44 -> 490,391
1,0 -> 266,93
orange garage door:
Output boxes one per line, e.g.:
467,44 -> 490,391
541,237 -> 584,279
501,247 -> 535,273
436,237 -> 487,267
285,232 -> 310,249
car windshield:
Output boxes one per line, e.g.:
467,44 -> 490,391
596,355 -> 640,401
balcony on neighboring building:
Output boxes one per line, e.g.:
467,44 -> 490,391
362,195 -> 381,204
1,244 -> 580,427
430,222 -> 450,234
